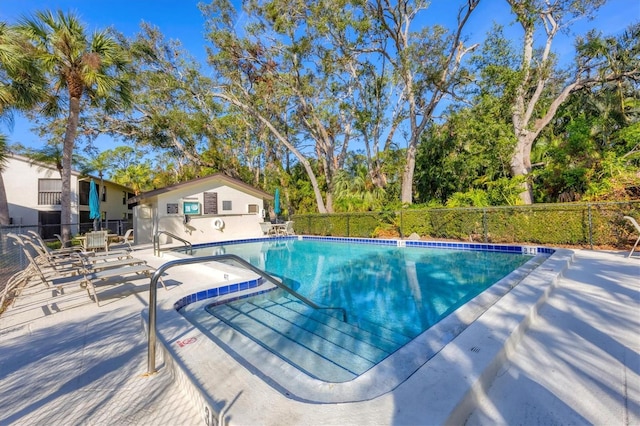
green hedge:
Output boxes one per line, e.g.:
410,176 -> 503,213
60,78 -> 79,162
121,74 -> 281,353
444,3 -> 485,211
292,201 -> 640,248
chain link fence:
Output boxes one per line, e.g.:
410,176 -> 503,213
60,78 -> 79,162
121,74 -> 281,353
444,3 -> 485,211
292,201 -> 640,249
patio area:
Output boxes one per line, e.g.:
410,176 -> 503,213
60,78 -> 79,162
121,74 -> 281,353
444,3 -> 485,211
0,245 -> 637,425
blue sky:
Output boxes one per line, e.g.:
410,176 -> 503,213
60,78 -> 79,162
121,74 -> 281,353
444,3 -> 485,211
1,0 -> 637,152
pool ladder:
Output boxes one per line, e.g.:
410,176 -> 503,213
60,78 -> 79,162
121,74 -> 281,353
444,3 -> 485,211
153,230 -> 192,256
147,254 -> 347,374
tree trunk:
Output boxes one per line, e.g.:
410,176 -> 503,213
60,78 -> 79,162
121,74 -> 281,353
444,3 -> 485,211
0,172 -> 10,225
400,143 -> 417,204
509,134 -> 534,204
60,96 -> 81,246
214,93 -> 330,213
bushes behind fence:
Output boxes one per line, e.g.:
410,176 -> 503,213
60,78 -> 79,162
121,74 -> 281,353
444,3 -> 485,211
292,201 -> 640,248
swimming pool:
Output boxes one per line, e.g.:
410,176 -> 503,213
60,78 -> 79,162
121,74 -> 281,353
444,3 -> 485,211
173,237 -> 548,400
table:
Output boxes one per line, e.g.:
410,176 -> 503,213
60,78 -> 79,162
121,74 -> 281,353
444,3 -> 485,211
259,222 -> 287,236
269,224 -> 287,236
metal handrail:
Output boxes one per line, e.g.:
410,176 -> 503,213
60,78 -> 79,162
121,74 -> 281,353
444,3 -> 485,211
153,230 -> 192,256
147,254 -> 347,374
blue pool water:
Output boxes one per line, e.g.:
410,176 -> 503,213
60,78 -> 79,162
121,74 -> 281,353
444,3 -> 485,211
182,238 -> 534,382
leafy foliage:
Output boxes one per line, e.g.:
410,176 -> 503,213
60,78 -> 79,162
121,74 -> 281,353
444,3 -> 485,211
0,3 -> 638,220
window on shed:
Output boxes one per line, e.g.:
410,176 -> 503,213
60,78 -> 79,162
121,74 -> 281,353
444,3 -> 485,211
247,204 -> 259,213
222,200 -> 232,211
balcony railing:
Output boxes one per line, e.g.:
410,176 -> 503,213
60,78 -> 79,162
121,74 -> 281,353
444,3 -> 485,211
38,191 -> 62,205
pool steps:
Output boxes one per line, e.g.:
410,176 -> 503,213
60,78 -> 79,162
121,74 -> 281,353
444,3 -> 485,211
208,292 -> 412,381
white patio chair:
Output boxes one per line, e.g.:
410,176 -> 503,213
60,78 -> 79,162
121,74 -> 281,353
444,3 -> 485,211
259,222 -> 273,236
623,216 -> 640,258
116,229 -> 134,251
84,230 -> 109,252
283,221 -> 295,235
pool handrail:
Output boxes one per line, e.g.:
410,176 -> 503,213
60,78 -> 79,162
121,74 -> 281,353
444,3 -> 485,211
153,230 -> 192,256
147,254 -> 347,374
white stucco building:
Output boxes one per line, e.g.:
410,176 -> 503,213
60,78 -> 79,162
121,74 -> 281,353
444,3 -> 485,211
128,173 -> 274,245
2,153 -> 135,238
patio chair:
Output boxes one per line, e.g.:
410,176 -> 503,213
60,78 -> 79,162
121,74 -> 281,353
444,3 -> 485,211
75,254 -> 167,306
5,233 -> 165,307
20,234 -> 83,273
115,229 -> 134,251
53,233 -> 77,249
623,216 -> 640,258
283,221 -> 295,236
3,233 -> 85,302
260,222 -> 273,236
84,230 -> 109,251
24,232 -> 130,266
28,230 -> 82,257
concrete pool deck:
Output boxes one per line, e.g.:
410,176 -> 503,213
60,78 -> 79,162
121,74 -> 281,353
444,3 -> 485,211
0,245 -> 638,425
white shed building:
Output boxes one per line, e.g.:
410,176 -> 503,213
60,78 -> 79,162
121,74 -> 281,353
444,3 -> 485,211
128,174 -> 274,246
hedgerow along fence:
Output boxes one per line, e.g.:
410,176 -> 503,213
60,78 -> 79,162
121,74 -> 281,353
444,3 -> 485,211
291,201 -> 640,249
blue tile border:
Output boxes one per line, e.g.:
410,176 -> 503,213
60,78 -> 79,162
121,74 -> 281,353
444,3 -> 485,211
205,286 -> 279,309
178,235 -> 555,254
176,235 -> 555,258
174,277 -> 263,311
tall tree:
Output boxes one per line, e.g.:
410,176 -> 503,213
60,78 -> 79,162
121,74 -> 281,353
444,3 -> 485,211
17,10 -> 131,242
0,22 -> 46,225
202,0 -> 367,213
505,0 -> 639,203
370,0 -> 480,204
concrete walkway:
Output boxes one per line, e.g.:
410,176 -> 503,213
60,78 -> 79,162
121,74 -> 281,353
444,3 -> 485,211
468,250 -> 640,425
0,248 -> 203,426
0,247 -> 638,425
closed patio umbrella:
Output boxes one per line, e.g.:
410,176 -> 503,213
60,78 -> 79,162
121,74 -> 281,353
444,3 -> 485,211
274,188 -> 281,222
89,179 -> 101,231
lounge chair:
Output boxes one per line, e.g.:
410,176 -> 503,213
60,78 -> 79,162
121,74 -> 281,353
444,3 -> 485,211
623,216 -> 640,258
19,234 -> 81,273
2,233 -> 83,305
4,233 -> 165,306
28,230 -> 82,256
53,233 -> 76,249
23,232 -> 130,267
75,255 -> 167,306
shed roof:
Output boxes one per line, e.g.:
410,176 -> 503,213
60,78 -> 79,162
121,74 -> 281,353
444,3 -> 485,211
128,173 -> 273,205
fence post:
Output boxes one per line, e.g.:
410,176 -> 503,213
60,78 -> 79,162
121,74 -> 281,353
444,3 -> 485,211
399,210 -> 404,239
346,215 -> 350,238
483,208 -> 488,242
587,203 -> 593,250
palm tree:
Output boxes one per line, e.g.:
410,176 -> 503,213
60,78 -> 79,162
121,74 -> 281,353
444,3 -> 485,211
17,10 -> 131,243
0,22 -> 47,225
0,134 -> 10,225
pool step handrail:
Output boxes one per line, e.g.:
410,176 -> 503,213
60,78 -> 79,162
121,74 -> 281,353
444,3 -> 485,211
153,230 -> 192,256
147,254 -> 347,374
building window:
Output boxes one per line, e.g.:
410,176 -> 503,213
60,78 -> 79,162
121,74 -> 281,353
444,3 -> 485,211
125,192 -> 135,210
79,181 -> 90,205
247,204 -> 259,214
101,186 -> 106,202
222,200 -> 232,211
38,179 -> 62,205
